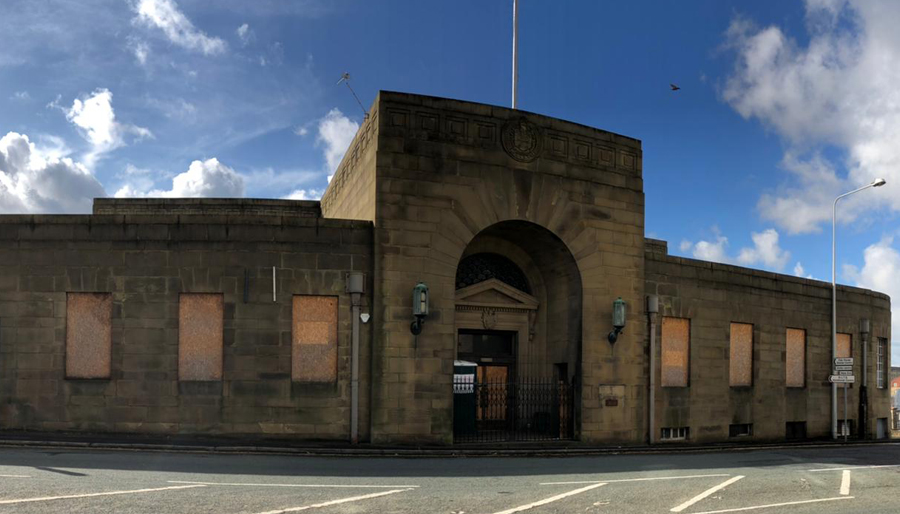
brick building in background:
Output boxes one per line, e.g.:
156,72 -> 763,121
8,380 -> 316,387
0,92 -> 891,444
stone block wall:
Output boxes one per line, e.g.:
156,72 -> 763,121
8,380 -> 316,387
321,105 -> 378,222
0,206 -> 373,440
364,91 -> 646,443
645,239 -> 891,442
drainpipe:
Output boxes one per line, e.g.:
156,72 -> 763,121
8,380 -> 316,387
347,272 -> 365,444
859,318 -> 870,439
647,295 -> 659,445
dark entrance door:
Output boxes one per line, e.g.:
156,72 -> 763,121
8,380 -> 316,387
454,330 -> 574,443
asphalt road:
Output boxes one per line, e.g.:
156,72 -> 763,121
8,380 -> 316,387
0,444 -> 898,513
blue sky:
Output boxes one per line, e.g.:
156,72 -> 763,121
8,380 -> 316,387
2,0 -> 899,361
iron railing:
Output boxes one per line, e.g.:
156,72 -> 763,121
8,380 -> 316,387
453,377 -> 575,443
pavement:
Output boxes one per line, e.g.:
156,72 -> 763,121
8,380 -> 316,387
0,443 -> 898,513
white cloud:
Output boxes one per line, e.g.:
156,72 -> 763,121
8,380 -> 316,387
0,132 -> 105,213
284,188 -> 323,200
244,167 -> 319,196
681,227 -> 790,271
317,108 -> 359,174
723,1 -> 900,234
294,126 -> 309,137
690,234 -> 732,265
64,88 -> 152,165
236,23 -> 254,46
133,0 -> 227,56
10,91 -> 30,101
144,96 -> 197,122
736,228 -> 791,271
793,261 -> 814,279
132,39 -> 151,65
116,157 -> 244,198
844,236 -> 900,361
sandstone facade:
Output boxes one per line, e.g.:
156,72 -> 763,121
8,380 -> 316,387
0,93 -> 890,444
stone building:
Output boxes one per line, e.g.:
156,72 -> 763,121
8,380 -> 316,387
0,91 -> 891,444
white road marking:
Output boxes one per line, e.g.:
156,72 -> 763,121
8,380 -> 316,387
490,482 -> 607,514
689,496 -> 854,514
167,480 -> 419,488
251,488 -> 413,514
540,473 -> 731,485
0,475 -> 29,478
670,475 -> 745,512
0,484 -> 205,505
808,464 -> 900,472
840,469 -> 851,495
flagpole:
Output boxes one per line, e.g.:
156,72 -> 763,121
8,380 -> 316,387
512,0 -> 518,109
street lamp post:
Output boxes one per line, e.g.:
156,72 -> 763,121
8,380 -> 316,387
832,178 -> 886,440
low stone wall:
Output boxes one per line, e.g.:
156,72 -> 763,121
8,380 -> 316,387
0,209 -> 373,440
645,239 -> 891,442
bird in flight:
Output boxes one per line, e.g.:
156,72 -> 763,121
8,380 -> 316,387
670,84 -> 681,91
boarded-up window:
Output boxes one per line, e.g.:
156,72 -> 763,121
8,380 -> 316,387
786,328 -> 806,388
292,296 -> 338,382
661,317 -> 690,387
66,293 -> 112,379
729,322 -> 753,387
178,293 -> 224,381
837,333 -> 851,359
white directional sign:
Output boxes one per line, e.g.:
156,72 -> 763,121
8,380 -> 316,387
834,365 -> 853,371
829,375 -> 855,383
837,371 -> 854,376
834,358 -> 854,366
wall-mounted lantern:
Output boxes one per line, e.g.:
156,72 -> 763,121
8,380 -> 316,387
410,282 -> 429,335
608,297 -> 626,344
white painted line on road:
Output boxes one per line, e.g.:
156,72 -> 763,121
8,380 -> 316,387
251,488 -> 413,514
0,475 -> 30,478
168,480 -> 419,488
689,496 -> 854,514
540,473 -> 730,485
840,469 -> 851,496
670,475 -> 744,513
490,482 -> 607,514
808,464 -> 900,472
0,484 -> 206,505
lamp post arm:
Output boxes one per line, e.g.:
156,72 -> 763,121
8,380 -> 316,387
831,180 -> 877,439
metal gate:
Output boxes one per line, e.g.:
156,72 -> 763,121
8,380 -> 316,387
453,377 -> 575,443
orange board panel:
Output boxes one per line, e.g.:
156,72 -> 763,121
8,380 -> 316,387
66,293 -> 112,379
729,323 -> 753,387
292,296 -> 338,383
178,294 -> 224,381
661,317 -> 690,387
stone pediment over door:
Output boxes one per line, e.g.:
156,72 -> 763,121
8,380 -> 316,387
455,278 -> 539,310
455,279 -> 539,337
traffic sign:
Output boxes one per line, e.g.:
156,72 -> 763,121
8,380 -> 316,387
829,375 -> 855,383
834,365 -> 853,371
834,358 -> 854,366
837,371 -> 854,376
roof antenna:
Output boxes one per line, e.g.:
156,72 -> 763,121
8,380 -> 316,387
337,72 -> 369,120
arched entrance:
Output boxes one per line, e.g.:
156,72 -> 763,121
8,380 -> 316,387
452,221 -> 583,442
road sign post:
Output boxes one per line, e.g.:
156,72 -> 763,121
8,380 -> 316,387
832,358 -> 854,442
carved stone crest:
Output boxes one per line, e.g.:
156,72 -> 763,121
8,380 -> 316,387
501,117 -> 542,162
481,309 -> 498,330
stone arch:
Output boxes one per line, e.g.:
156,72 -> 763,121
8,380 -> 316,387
453,220 -> 583,382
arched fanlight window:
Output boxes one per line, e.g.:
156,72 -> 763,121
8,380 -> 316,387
455,253 -> 531,294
